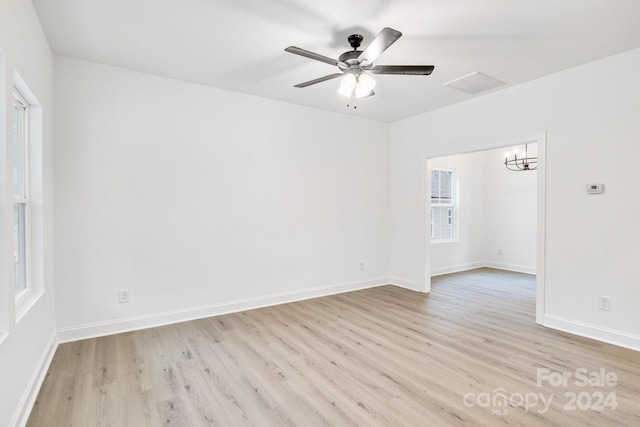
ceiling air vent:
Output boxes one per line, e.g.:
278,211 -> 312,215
444,71 -> 505,94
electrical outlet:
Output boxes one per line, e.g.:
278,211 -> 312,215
119,290 -> 130,304
598,296 -> 611,311
360,262 -> 365,271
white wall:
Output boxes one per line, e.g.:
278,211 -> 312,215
53,56 -> 390,339
483,146 -> 537,272
390,47 -> 640,349
0,0 -> 57,426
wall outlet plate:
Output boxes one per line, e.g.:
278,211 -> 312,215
119,290 -> 130,303
598,295 -> 611,311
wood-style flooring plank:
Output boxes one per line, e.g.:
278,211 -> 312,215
27,268 -> 640,426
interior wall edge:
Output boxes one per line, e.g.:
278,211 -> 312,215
10,331 -> 58,427
388,276 -> 423,292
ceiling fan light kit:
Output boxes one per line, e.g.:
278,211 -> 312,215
338,71 -> 376,98
285,27 -> 434,103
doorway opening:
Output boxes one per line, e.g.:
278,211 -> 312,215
422,133 -> 546,324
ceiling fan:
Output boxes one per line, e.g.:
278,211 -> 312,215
285,27 -> 434,100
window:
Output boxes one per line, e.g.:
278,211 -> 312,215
13,88 -> 30,299
11,72 -> 44,321
431,168 -> 456,242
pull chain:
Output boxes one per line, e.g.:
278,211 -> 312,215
346,92 -> 357,109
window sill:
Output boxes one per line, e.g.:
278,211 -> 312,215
16,289 -> 44,323
431,239 -> 459,245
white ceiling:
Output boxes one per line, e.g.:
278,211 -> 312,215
32,0 -> 640,123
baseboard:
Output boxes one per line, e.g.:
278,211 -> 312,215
430,261 -> 536,277
57,277 -> 389,343
11,331 -> 58,427
544,314 -> 640,352
430,262 -> 487,277
388,276 -> 424,292
484,261 -> 536,275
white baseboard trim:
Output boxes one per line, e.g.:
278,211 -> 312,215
544,314 -> 640,352
430,262 -> 487,277
388,276 -> 423,292
484,261 -> 536,275
430,261 -> 536,277
57,277 -> 389,343
11,331 -> 58,427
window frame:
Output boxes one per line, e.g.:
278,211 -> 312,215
13,88 -> 31,300
430,168 -> 458,243
12,71 -> 46,322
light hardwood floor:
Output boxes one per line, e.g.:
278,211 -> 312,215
28,268 -> 640,426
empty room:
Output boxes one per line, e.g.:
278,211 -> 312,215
2,1 -> 640,426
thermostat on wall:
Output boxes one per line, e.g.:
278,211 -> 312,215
587,183 -> 604,194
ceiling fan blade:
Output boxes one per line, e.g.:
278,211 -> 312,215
370,65 -> 435,75
293,73 -> 344,88
358,27 -> 402,67
285,46 -> 339,66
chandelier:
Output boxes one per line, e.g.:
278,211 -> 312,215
504,144 -> 537,171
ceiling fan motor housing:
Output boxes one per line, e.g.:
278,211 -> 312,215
338,50 -> 363,71
347,34 -> 363,49
339,33 -> 365,71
